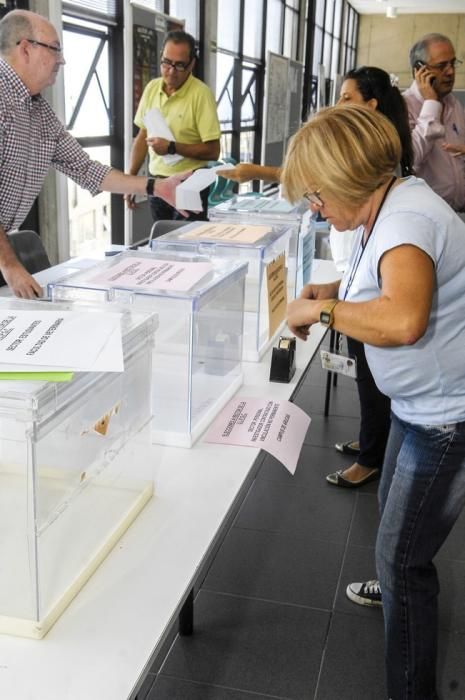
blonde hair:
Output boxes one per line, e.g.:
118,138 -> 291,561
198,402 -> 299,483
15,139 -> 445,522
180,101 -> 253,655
281,104 -> 401,207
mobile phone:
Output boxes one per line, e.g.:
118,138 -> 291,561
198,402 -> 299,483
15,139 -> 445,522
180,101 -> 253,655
414,60 -> 435,85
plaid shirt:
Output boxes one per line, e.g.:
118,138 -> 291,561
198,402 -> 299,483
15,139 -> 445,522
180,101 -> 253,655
0,58 -> 111,233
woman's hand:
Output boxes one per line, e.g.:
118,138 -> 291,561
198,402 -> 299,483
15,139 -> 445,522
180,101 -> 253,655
287,298 -> 322,341
300,280 -> 341,301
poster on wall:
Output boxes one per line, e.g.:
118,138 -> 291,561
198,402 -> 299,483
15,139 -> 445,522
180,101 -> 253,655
133,24 -> 158,117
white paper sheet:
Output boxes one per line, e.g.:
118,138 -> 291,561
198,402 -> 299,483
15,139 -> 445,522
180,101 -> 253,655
0,310 -> 123,372
89,257 -> 214,292
204,396 -> 311,475
143,107 -> 184,166
175,165 -> 227,211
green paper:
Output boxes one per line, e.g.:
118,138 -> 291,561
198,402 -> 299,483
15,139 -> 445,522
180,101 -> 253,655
0,372 -> 74,382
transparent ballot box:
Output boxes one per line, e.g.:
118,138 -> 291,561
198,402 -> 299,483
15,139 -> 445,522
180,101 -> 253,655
151,221 -> 292,362
0,300 -> 154,639
209,196 -> 316,297
49,251 -> 247,447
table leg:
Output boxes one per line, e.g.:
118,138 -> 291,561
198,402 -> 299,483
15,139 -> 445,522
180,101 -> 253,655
179,589 -> 194,636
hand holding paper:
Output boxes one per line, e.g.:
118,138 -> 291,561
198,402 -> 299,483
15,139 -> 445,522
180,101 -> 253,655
143,108 -> 184,165
175,165 -> 227,212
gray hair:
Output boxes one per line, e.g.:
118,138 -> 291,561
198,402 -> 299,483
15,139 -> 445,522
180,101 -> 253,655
409,33 -> 453,68
0,11 -> 35,56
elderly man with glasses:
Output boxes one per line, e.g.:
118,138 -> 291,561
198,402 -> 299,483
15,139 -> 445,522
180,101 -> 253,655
127,30 -> 221,223
0,10 -> 186,299
403,33 -> 465,216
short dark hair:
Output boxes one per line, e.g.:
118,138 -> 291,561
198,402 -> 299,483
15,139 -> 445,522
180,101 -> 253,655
162,30 -> 197,61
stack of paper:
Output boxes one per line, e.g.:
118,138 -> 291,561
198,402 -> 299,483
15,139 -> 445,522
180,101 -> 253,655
0,309 -> 123,381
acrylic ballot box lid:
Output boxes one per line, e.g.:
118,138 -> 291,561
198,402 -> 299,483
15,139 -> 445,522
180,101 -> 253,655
47,249 -> 248,306
152,222 -> 292,362
0,298 -> 155,423
152,219 -> 291,254
209,198 -> 316,297
209,195 -> 306,223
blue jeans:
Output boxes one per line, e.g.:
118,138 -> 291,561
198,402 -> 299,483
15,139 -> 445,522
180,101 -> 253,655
376,414 -> 465,700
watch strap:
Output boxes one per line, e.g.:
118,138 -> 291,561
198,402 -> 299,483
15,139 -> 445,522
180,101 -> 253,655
319,299 -> 340,328
146,177 -> 155,197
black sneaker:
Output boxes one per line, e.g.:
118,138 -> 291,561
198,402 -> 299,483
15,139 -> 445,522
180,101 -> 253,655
346,579 -> 382,607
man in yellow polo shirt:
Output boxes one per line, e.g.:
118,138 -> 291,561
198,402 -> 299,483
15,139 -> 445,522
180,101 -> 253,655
127,30 -> 221,222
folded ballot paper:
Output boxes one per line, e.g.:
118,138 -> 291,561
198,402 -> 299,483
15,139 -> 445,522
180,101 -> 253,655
0,309 -> 123,378
143,108 -> 184,166
176,165 -> 227,211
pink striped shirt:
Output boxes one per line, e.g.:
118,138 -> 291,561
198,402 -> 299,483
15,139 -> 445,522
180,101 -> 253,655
403,80 -> 465,212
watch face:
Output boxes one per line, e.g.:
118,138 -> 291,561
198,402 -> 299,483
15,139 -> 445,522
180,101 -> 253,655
168,141 -> 176,155
320,312 -> 331,325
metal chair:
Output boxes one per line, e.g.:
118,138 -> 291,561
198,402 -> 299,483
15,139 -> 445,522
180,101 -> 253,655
0,230 -> 51,286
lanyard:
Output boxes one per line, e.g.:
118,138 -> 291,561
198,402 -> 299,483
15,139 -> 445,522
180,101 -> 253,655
343,175 -> 397,301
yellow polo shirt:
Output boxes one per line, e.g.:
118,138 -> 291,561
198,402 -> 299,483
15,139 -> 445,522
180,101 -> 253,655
134,73 -> 221,176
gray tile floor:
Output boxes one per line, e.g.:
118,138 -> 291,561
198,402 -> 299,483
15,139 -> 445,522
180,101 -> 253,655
139,342 -> 465,700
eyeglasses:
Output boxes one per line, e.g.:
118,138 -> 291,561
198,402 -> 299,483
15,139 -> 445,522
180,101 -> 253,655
426,58 -> 462,72
303,189 -> 324,207
17,38 -> 63,54
160,57 -> 192,72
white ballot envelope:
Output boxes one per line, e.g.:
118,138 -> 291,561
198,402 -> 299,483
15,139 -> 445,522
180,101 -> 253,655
143,108 -> 184,166
175,165 -> 226,211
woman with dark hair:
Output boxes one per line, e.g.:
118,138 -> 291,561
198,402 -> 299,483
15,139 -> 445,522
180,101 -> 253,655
340,66 -> 414,178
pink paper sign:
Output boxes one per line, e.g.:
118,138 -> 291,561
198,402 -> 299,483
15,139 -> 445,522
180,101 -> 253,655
204,396 -> 311,475
89,258 -> 213,292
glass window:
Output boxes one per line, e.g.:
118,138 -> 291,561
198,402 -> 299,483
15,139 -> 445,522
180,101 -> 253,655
323,32 -> 332,76
63,28 -> 110,138
220,132 -> 232,161
315,0 -> 325,28
266,0 -> 283,54
68,146 -> 111,257
169,1 -> 198,37
217,0 -> 240,51
63,0 -> 116,21
243,0 -> 263,58
348,8 -> 354,47
241,68 -> 256,124
325,0 -> 335,33
312,27 -> 323,76
331,38 -> 340,80
216,52 -> 234,131
353,13 -> 359,46
334,0 -> 343,38
240,130 -> 255,163
283,8 -> 298,59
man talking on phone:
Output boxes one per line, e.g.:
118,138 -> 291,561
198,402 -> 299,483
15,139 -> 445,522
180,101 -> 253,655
403,33 -> 465,216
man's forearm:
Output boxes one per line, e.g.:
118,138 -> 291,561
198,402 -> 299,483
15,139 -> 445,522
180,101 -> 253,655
174,139 -> 220,161
101,170 -> 149,196
0,224 -> 19,269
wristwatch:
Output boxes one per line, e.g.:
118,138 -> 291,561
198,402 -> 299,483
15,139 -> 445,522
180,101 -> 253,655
319,299 -> 340,328
167,141 -> 176,155
146,177 -> 155,197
